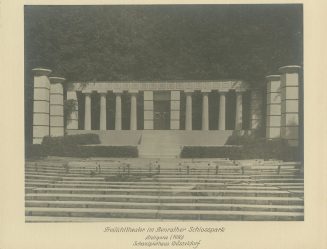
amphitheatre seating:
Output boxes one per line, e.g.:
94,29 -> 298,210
25,158 -> 304,222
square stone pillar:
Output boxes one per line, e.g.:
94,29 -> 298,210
266,75 -> 281,139
144,91 -> 153,130
113,90 -> 122,130
49,77 -> 65,137
235,90 -> 243,130
170,91 -> 180,130
99,91 -> 107,131
218,91 -> 228,130
83,91 -> 92,130
32,68 -> 51,144
129,90 -> 138,130
279,65 -> 301,146
201,90 -> 210,131
66,91 -> 79,131
185,90 -> 193,131
250,88 -> 263,130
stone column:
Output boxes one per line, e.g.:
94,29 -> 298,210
32,68 -> 51,144
170,91 -> 180,130
235,91 -> 243,130
279,65 -> 301,146
266,75 -> 281,139
114,90 -> 122,130
49,77 -> 65,137
144,91 -> 154,130
218,91 -> 227,130
201,91 -> 209,130
185,91 -> 193,131
84,92 -> 92,130
250,89 -> 263,130
66,91 -> 79,131
130,90 -> 138,130
99,91 -> 107,131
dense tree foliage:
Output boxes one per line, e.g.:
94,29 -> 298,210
25,5 -> 302,82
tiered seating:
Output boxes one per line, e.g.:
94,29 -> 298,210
25,158 -> 304,222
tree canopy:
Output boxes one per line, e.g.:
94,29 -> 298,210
25,5 -> 303,84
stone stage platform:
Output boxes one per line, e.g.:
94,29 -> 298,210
67,130 -> 235,158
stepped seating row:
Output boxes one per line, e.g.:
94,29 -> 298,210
26,160 -> 302,175
25,175 -> 303,185
25,158 -> 304,222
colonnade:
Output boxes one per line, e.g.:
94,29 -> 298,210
66,89 -> 246,131
31,68 -> 265,145
80,90 -> 138,131
31,65 -> 301,146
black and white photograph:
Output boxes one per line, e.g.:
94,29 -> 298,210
24,4 -> 304,222
1,1 -> 327,249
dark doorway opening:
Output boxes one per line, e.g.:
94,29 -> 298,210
153,91 -> 170,130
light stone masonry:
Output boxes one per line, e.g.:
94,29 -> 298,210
113,90 -> 122,130
143,91 -> 154,130
235,91 -> 243,130
279,65 -> 301,146
130,90 -> 138,130
99,91 -> 107,130
185,91 -> 193,131
31,66 -> 302,149
218,91 -> 227,130
49,77 -> 65,137
201,91 -> 210,131
170,91 -> 180,130
32,68 -> 51,144
266,75 -> 281,139
83,92 -> 92,131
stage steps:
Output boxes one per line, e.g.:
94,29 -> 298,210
138,132 -> 181,158
25,158 -> 304,222
137,130 -> 234,158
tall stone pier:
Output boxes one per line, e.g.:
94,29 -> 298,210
32,68 -> 51,144
49,77 -> 65,137
170,91 -> 180,130
144,91 -> 154,130
279,65 -> 301,146
266,75 -> 281,139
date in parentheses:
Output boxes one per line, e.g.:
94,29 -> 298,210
170,234 -> 184,240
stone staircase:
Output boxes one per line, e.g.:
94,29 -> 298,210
138,131 -> 181,158
25,158 -> 304,222
137,130 -> 234,158
67,130 -> 234,158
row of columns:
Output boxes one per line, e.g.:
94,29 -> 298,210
32,66 -> 300,146
68,89 -> 246,131
82,90 -> 138,131
31,67 -> 252,144
185,90 -> 243,131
